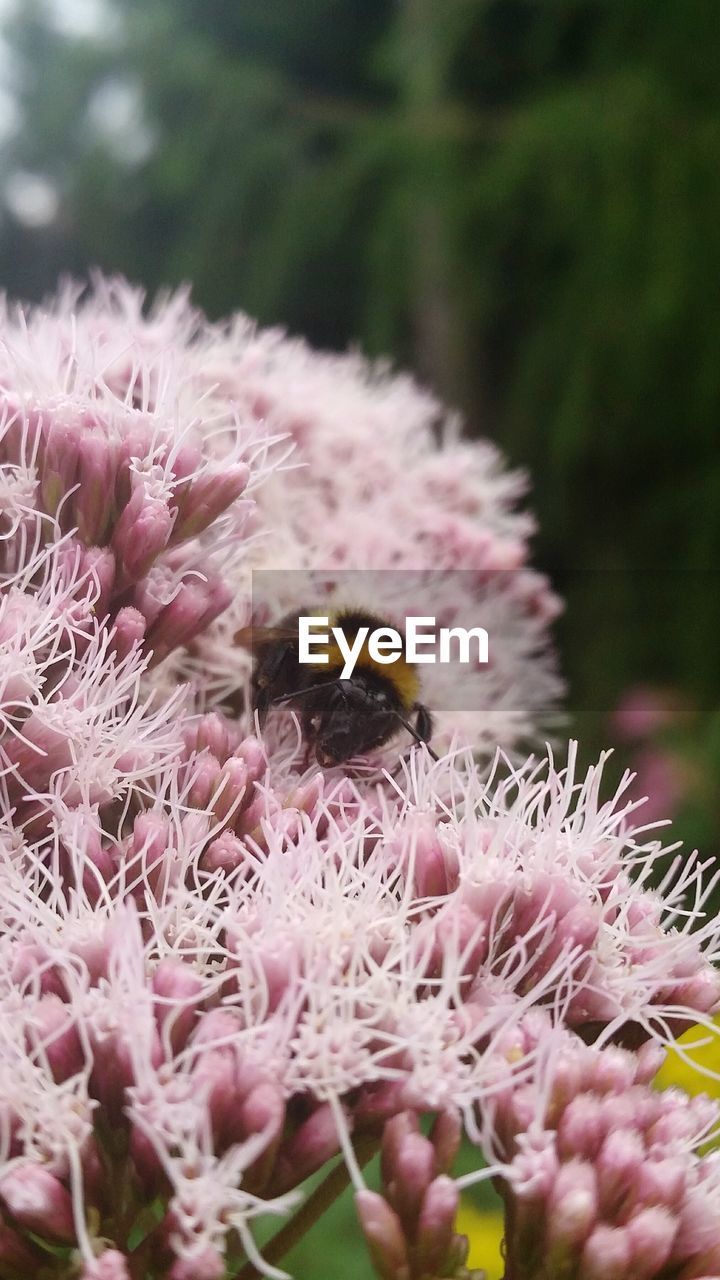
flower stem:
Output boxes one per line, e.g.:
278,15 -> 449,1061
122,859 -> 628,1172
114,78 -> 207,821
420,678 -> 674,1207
233,1135 -> 379,1280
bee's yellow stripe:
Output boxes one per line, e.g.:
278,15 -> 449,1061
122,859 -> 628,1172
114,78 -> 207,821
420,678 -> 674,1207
304,610 -> 419,710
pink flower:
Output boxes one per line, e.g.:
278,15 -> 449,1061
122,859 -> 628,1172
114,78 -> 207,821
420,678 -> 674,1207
612,686 -> 686,742
0,277 -> 717,1279
487,1019 -> 720,1280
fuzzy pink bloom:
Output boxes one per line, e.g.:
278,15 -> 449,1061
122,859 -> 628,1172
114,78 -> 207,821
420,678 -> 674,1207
357,1111 -> 466,1280
0,278 -> 717,1280
612,685 -> 686,741
488,1018 -> 720,1280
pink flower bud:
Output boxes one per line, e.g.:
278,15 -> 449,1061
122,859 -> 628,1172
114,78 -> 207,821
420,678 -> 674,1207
633,1156 -> 687,1209
381,1113 -> 419,1188
146,577 -> 232,663
110,606 -> 146,660
72,934 -> 113,985
398,816 -> 458,899
429,1109 -> 462,1175
285,774 -> 324,819
507,1130 -> 560,1201
211,756 -> 250,829
76,433 -> 119,544
126,812 -> 171,902
202,831 -> 248,874
591,1047 -> 638,1095
673,968 -> 720,1016
80,1249 -> 131,1280
390,1131 -> 436,1231
449,904 -> 494,984
238,788 -> 274,838
11,944 -> 65,997
129,1123 -> 165,1193
557,1095 -> 604,1161
171,463 -> 250,542
356,1190 -> 409,1280
255,937 -> 300,1012
116,430 -> 152,503
240,1081 -> 285,1141
152,958 -> 205,1053
635,1041 -> 667,1084
81,545 -> 116,611
676,1182 -> 720,1262
273,1102 -> 340,1192
186,753 -> 223,811
354,1080 -> 409,1125
3,711 -> 73,793
415,1175 -> 459,1275
596,1089 -> 650,1136
509,873 -> 577,941
168,1245 -> 225,1280
511,1084 -> 543,1135
75,823 -> 115,901
0,1164 -> 75,1242
184,712 -> 237,761
581,1224 -> 631,1280
88,970 -> 162,1108
626,1206 -> 677,1279
597,1130 -> 645,1216
113,490 -> 173,584
81,1136 -> 105,1207
166,438 -> 203,483
25,993 -> 84,1081
235,734 -> 266,781
547,1160 -> 597,1247
539,901 -> 600,978
189,1008 -> 243,1049
240,1081 -> 285,1189
191,1048 -> 242,1145
648,1098 -> 712,1149
40,421 -> 80,517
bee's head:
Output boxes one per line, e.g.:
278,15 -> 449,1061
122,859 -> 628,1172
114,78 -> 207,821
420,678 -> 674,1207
313,677 -> 397,765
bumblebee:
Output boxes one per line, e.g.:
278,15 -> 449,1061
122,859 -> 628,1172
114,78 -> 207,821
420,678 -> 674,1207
239,608 -> 436,766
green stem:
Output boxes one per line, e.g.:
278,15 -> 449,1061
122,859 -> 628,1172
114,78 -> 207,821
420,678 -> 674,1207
232,1136 -> 379,1280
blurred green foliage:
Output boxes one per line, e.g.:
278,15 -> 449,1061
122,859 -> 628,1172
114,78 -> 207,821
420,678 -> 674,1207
1,0 -> 718,849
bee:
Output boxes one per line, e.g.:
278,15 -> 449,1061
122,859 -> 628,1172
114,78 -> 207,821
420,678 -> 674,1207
237,608 -> 436,766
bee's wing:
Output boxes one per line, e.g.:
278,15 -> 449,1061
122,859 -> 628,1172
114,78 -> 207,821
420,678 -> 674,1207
233,623 -> 300,650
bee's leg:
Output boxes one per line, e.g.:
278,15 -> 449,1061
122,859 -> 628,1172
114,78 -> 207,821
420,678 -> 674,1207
391,704 -> 438,761
413,703 -> 434,746
269,678 -> 346,707
252,643 -> 297,726
253,686 -> 272,727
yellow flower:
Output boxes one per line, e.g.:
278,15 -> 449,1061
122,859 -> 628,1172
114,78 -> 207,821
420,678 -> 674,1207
654,1019 -> 720,1100
455,1202 -> 504,1279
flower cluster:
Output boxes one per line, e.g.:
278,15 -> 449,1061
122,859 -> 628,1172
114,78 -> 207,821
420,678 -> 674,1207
488,1020 -> 720,1280
0,278 -> 717,1280
361,1029 -> 720,1280
0,276 -> 561,754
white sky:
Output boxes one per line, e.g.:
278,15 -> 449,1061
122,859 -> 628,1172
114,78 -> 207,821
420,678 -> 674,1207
0,0 -> 119,40
0,0 -> 148,226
